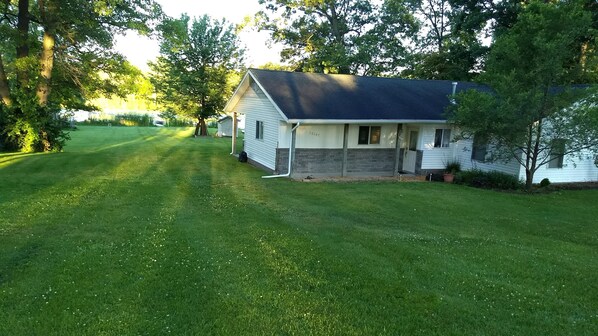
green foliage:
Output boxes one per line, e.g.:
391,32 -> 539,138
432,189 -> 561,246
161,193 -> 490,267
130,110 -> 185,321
0,0 -> 162,152
77,113 -> 193,127
150,14 -> 245,136
158,109 -> 194,127
444,160 -> 461,174
254,0 -> 522,79
449,0 -> 598,190
0,101 -> 70,152
391,0 -> 490,80
540,178 -> 551,188
79,114 -> 153,127
454,169 -> 524,190
257,62 -> 297,71
257,0 -> 405,75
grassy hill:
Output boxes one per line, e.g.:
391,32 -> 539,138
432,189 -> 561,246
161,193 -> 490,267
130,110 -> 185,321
0,126 -> 596,335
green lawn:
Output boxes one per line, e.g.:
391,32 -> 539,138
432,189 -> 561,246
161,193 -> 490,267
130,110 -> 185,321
1,126 -> 597,335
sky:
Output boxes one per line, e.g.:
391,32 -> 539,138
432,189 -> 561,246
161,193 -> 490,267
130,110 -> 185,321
114,0 -> 283,71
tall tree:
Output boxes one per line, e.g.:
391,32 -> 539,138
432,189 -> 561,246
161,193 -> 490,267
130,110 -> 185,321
448,0 -> 598,191
149,14 -> 245,137
0,0 -> 161,152
382,0 -> 491,80
257,0 -> 411,75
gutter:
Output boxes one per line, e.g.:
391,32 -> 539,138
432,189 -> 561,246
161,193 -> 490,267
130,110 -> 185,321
262,122 -> 302,179
285,119 -> 448,125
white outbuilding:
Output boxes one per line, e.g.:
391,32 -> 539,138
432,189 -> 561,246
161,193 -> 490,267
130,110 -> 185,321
217,115 -> 240,137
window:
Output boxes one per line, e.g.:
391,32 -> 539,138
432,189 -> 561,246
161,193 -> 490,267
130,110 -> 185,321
255,120 -> 264,140
358,126 -> 381,145
434,129 -> 451,148
471,135 -> 488,162
548,139 -> 565,168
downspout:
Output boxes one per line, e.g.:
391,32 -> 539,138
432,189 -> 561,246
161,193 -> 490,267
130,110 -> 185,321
230,112 -> 238,155
262,122 -> 302,179
451,82 -> 458,100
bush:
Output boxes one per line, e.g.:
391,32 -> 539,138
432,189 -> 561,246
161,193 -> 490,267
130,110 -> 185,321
455,169 -> 523,190
444,160 -> 461,174
166,118 -> 194,127
540,178 -> 551,188
1,106 -> 70,152
79,114 -> 153,127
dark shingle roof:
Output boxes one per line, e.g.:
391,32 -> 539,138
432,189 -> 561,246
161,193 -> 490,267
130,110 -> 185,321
249,69 -> 491,122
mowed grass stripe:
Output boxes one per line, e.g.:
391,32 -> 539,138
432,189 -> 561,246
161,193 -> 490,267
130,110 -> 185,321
0,126 -> 597,335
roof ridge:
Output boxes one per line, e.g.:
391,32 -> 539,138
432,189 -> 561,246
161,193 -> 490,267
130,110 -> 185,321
248,68 -> 479,85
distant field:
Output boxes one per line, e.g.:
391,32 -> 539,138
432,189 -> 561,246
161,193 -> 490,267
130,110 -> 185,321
1,126 -> 596,335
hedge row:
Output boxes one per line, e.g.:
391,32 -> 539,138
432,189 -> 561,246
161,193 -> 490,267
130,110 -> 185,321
454,169 -> 524,190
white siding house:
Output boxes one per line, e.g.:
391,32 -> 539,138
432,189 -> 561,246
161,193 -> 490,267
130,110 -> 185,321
524,151 -> 598,183
224,69 -> 597,183
217,116 -> 237,137
226,81 -> 285,171
454,138 -> 523,176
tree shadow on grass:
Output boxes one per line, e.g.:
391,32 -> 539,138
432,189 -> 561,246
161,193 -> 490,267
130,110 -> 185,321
0,130 -> 235,334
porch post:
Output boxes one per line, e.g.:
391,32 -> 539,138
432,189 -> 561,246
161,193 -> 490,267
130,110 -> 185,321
394,124 -> 403,176
230,112 -> 237,155
342,123 -> 349,176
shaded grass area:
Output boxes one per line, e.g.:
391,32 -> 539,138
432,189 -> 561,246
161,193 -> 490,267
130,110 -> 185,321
0,126 -> 597,335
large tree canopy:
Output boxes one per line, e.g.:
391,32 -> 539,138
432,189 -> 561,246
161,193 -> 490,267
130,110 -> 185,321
256,0 -> 415,75
149,14 -> 245,137
449,0 -> 598,191
0,0 -> 161,152
255,0 -> 522,79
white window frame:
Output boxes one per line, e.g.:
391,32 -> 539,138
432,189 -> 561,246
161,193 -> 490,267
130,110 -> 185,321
255,120 -> 264,140
434,128 -> 451,148
471,136 -> 488,162
358,126 -> 381,145
548,139 -> 565,169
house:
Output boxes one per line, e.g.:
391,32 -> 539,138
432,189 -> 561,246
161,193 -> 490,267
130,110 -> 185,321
224,69 -> 598,182
217,115 -> 241,137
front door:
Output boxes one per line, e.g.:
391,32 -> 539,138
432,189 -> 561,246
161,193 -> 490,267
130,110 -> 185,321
403,130 -> 418,173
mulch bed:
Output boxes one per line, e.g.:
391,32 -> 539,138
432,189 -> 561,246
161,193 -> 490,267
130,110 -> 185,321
545,181 -> 598,190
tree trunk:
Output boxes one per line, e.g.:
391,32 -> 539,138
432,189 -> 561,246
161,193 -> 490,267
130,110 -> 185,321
194,119 -> 200,136
0,54 -> 12,106
525,169 -> 534,192
194,118 -> 209,136
198,117 -> 208,136
16,0 -> 30,88
36,30 -> 55,106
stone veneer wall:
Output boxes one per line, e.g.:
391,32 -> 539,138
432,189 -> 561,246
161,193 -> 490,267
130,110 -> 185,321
346,149 -> 396,174
276,148 -> 398,177
415,150 -> 424,175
